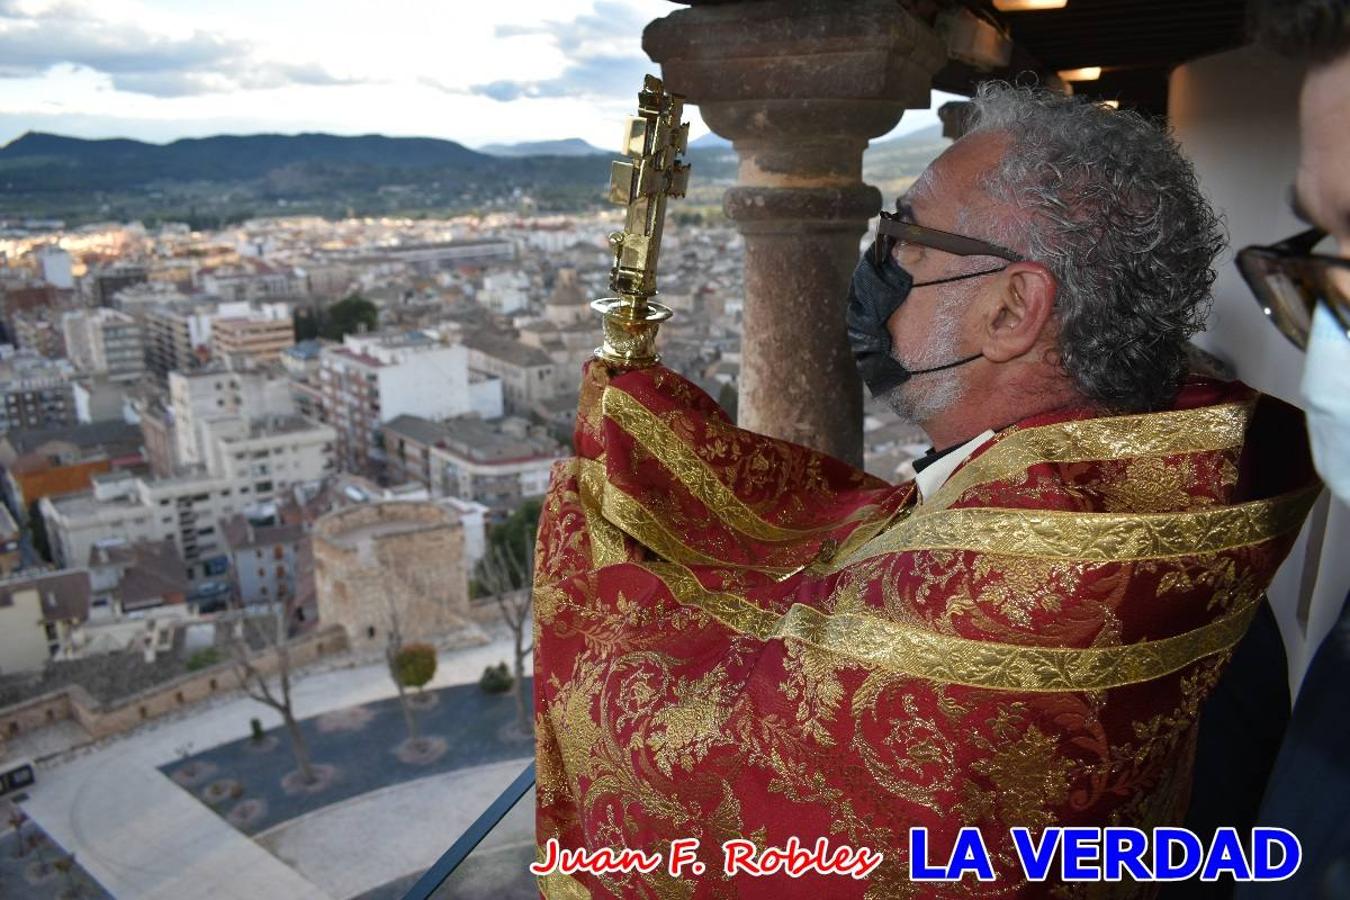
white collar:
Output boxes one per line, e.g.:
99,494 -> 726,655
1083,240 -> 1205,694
914,429 -> 995,504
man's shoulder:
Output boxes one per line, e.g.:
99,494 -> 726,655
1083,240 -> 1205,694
931,378 -> 1278,514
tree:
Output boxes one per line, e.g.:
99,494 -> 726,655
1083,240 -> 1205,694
384,597 -> 437,750
226,603 -> 317,785
321,294 -> 378,341
474,499 -> 541,593
394,643 -> 437,692
475,503 -> 540,735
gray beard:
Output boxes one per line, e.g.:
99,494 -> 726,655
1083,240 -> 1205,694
879,296 -> 968,426
879,370 -> 963,426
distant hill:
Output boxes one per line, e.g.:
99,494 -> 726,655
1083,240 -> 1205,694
0,131 -> 630,225
478,138 -> 607,157
0,131 -> 493,191
0,125 -> 946,225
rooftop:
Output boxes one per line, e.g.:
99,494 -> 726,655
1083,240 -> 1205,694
1,420 -> 143,456
462,329 -> 553,368
221,511 -> 306,553
92,539 -> 189,611
436,415 -> 561,465
383,414 -> 451,447
0,568 -> 91,623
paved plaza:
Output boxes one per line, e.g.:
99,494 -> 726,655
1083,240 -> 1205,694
14,635 -> 534,899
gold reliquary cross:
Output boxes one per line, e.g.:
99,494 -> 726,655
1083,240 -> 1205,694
592,74 -> 691,368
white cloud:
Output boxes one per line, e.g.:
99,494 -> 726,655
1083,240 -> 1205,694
0,0 -> 355,97
0,1 -> 956,151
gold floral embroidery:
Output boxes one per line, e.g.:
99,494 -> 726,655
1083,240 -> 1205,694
968,716 -> 1075,829
777,641 -> 845,747
1096,456 -> 1211,513
918,400 -> 1253,514
644,665 -> 739,777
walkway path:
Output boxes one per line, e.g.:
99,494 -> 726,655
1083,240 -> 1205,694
20,635 -> 528,900
256,758 -> 533,899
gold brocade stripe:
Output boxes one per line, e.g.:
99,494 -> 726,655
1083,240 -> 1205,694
644,562 -> 1261,692
576,458 -> 630,568
838,485 -> 1319,567
601,386 -> 888,541
919,401 -> 1254,515
578,458 -> 801,576
537,856 -> 592,899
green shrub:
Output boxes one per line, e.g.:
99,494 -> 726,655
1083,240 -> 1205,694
479,662 -> 514,694
393,643 -> 438,690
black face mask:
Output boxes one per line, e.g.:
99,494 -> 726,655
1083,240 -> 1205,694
846,249 -> 996,397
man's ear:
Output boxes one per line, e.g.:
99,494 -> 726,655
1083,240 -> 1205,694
981,262 -> 1057,363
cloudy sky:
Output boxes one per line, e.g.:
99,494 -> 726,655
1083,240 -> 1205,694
0,0 -> 952,150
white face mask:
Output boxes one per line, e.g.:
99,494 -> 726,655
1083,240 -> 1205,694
1301,303 -> 1350,504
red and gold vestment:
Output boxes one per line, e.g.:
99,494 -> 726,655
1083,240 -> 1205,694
533,362 -> 1320,899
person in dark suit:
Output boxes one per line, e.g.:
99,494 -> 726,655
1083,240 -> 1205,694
1188,2 -> 1350,897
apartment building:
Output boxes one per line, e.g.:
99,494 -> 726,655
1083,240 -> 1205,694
62,308 -> 147,382
319,330 -> 501,479
425,416 -> 562,516
0,352 -> 76,432
41,414 -> 334,579
221,506 -> 305,607
9,308 -> 66,359
462,330 -> 559,413
140,302 -> 213,378
0,420 -> 146,518
168,365 -> 294,469
210,302 -> 295,367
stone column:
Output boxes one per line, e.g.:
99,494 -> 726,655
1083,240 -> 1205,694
645,0 -> 945,466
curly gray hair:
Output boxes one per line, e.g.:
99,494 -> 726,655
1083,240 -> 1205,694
962,83 -> 1225,412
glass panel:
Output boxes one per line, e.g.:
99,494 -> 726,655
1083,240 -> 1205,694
425,786 -> 536,900
372,771 -> 537,900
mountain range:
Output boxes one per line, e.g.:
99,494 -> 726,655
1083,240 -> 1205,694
0,125 -> 946,225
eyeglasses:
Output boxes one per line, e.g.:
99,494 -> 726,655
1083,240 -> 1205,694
873,207 -> 1025,271
1236,228 -> 1350,350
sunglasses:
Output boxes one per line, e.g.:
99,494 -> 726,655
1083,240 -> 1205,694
873,207 -> 1025,271
1236,228 -> 1350,350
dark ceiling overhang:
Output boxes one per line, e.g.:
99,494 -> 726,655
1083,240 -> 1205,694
938,0 -> 1251,115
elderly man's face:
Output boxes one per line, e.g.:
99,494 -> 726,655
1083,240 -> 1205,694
880,131 -> 1009,426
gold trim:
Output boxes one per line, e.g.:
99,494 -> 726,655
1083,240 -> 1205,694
579,458 -> 800,576
839,486 -> 1319,567
645,563 -> 1261,692
602,386 -> 886,541
919,401 -> 1254,514
577,457 -> 630,568
538,864 -> 592,899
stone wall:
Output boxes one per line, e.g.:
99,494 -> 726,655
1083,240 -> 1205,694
0,624 -> 348,759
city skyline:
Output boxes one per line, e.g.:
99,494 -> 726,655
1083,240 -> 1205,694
0,0 -> 957,150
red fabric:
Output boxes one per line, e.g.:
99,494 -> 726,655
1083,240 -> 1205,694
533,363 -> 1318,899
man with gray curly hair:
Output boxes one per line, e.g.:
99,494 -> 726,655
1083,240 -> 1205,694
857,82 -> 1225,456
